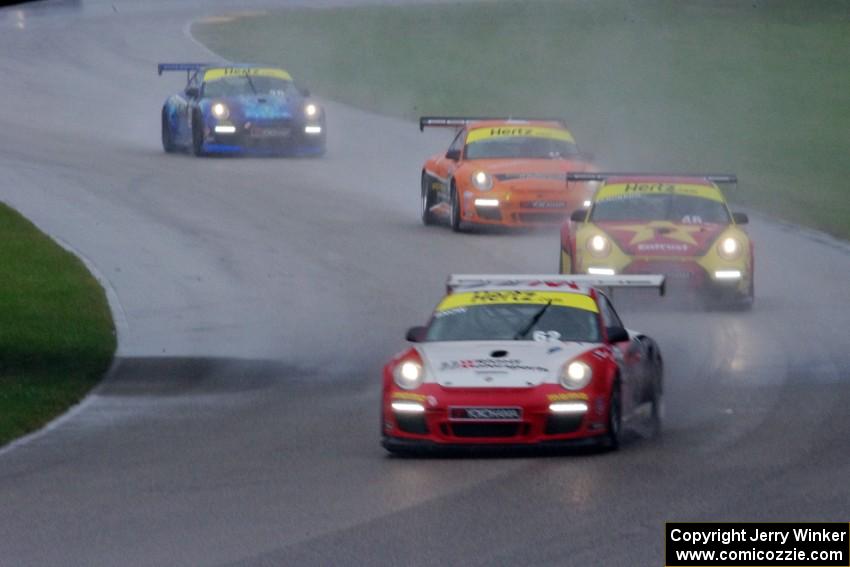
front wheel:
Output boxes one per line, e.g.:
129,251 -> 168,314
449,184 -> 464,232
421,172 -> 437,226
191,112 -> 205,157
600,383 -> 622,451
161,108 -> 175,153
740,272 -> 755,310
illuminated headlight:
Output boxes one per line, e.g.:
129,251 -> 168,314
393,360 -> 424,390
305,103 -> 318,117
587,267 -> 615,276
471,170 -> 493,191
560,361 -> 592,390
214,125 -> 236,134
717,237 -> 742,260
587,234 -> 611,257
549,401 -> 588,414
583,200 -> 592,208
304,125 -> 322,134
474,198 -> 499,207
715,270 -> 742,280
211,102 -> 229,119
391,401 -> 425,413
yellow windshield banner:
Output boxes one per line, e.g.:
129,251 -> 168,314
596,182 -> 724,203
203,67 -> 292,81
466,126 -> 575,144
437,291 -> 598,312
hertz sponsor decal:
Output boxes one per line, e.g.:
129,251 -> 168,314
597,183 -> 724,203
437,291 -> 598,312
466,126 -> 575,144
203,67 -> 292,81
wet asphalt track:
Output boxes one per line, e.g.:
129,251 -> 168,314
0,2 -> 849,566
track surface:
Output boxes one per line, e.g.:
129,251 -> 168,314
1,2 -> 849,566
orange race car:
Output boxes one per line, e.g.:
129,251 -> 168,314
419,117 -> 595,231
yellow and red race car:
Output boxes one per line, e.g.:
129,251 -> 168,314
419,117 -> 594,231
560,173 -> 754,308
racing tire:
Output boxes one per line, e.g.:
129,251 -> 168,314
191,112 -> 206,157
161,108 -> 176,153
600,382 -> 622,451
727,276 -> 754,312
421,172 -> 438,226
739,274 -> 755,311
449,183 -> 464,232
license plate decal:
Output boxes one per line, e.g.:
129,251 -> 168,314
448,407 -> 523,421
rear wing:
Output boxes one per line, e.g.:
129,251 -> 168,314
157,62 -> 213,84
566,172 -> 737,184
446,274 -> 666,296
420,116 -> 566,131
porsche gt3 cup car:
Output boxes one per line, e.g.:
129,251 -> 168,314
381,274 -> 665,454
561,173 -> 754,308
158,63 -> 326,156
419,117 -> 595,231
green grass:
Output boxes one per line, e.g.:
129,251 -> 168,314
193,0 -> 850,238
0,203 -> 115,446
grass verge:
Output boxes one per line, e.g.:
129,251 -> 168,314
0,203 -> 115,447
193,0 -> 850,238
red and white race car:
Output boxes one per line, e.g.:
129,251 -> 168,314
381,274 -> 665,454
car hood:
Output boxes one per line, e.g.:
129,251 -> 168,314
418,341 -> 598,388
465,158 -> 590,180
214,95 -> 295,121
594,221 -> 727,256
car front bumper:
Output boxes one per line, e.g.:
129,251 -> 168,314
382,385 -> 611,449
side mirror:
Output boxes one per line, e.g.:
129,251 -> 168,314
185,86 -> 199,99
570,209 -> 588,222
605,326 -> 629,343
405,326 -> 427,343
445,149 -> 461,161
732,212 -> 749,225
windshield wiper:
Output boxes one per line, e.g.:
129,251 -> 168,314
513,300 -> 552,340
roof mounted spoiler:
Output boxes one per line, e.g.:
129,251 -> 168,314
566,172 -> 737,184
419,116 -> 567,131
446,274 -> 666,296
157,62 -> 215,84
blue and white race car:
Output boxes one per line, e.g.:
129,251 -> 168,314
158,63 -> 326,156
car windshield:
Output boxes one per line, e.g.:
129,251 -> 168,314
426,303 -> 601,342
202,76 -> 295,98
590,194 -> 731,224
465,137 -> 579,160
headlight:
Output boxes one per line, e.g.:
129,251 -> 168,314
586,234 -> 611,257
717,236 -> 742,260
560,361 -> 592,390
471,170 -> 493,191
393,360 -> 424,390
305,103 -> 318,117
211,102 -> 229,120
